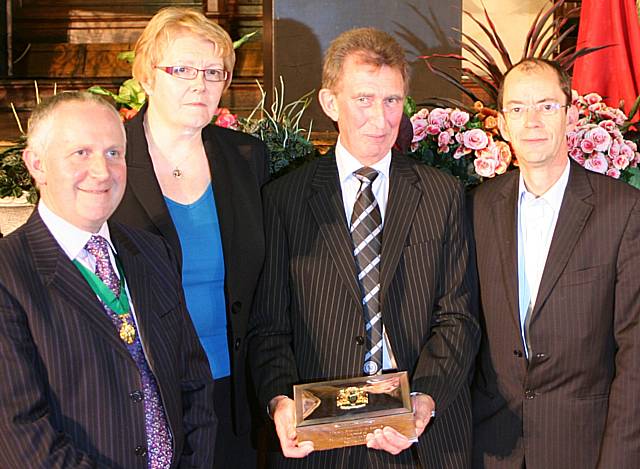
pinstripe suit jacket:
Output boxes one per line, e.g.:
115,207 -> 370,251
470,160 -> 640,469
0,212 -> 216,469
248,151 -> 480,468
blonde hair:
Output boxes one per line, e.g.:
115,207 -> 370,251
27,91 -> 122,156
322,27 -> 409,93
133,7 -> 235,91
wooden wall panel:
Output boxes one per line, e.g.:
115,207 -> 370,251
1,0 -> 264,142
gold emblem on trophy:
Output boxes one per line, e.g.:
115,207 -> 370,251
336,386 -> 369,410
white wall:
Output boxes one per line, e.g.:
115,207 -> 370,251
462,0 -> 551,73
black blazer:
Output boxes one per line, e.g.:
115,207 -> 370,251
249,152 -> 480,468
0,212 -> 216,469
470,160 -> 640,468
111,107 -> 269,435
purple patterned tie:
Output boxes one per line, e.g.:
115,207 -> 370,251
85,235 -> 173,468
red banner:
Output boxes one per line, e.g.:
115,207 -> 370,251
572,0 -> 640,115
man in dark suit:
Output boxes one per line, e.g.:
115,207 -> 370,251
0,91 -> 216,468
471,58 -> 640,468
249,27 -> 479,468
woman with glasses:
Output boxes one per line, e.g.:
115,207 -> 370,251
111,7 -> 268,466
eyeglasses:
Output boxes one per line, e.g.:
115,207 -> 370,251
502,101 -> 568,119
155,65 -> 229,82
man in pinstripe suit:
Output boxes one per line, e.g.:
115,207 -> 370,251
471,59 -> 640,468
249,28 -> 479,468
0,92 -> 216,468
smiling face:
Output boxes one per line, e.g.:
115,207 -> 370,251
24,101 -> 127,233
498,64 -> 575,172
318,53 -> 405,166
143,33 -> 226,132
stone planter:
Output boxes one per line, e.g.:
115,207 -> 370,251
0,194 -> 35,236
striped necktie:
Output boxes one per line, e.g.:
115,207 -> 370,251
350,167 -> 383,376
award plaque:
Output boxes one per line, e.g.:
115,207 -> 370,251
293,371 -> 416,451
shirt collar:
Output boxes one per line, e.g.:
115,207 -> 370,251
518,159 -> 570,212
38,201 -> 116,261
335,137 -> 392,184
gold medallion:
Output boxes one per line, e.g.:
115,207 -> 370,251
119,315 -> 136,344
336,386 -> 368,410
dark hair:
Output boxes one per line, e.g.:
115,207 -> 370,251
497,58 -> 572,110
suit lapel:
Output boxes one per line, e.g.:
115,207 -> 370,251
308,155 -> 362,306
125,108 -> 181,256
204,129 -> 235,267
533,162 -> 593,315
379,153 -> 421,298
26,213 -> 132,358
490,170 -> 521,330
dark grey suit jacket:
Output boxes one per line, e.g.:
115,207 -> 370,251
249,152 -> 480,468
111,106 -> 269,435
470,160 -> 640,469
0,212 -> 216,469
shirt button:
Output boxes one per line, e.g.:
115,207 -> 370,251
524,389 -> 536,399
135,445 -> 147,457
234,338 -> 242,350
513,350 -> 523,358
129,390 -> 144,402
355,335 -> 365,345
535,353 -> 546,359
231,301 -> 242,315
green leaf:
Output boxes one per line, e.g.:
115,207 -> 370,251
233,31 -> 258,49
626,166 -> 640,190
117,51 -> 136,64
404,96 -> 416,117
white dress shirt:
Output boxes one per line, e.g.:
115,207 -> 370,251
38,201 -> 138,319
335,138 -> 397,370
517,161 -> 570,354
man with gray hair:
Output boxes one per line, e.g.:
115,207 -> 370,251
0,91 -> 216,468
249,28 -> 479,468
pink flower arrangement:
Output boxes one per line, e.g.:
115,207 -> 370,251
409,105 -> 512,184
213,107 -> 240,130
567,91 -> 639,179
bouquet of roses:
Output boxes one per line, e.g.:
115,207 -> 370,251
407,99 -> 513,187
567,91 -> 640,181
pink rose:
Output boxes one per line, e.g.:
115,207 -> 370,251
463,128 -> 489,150
411,116 -> 429,143
571,89 -> 580,104
566,130 -> 581,149
438,131 -> 452,147
584,153 -> 608,174
428,108 -> 449,129
453,146 -> 471,159
586,127 -> 612,152
450,109 -> 470,127
569,148 -> 586,164
588,102 -> 606,113
438,145 -> 450,154
612,154 -> 630,170
625,140 -> 637,151
606,167 -> 621,178
580,137 -> 595,154
598,120 -> 617,132
584,92 -> 603,105
426,124 -> 441,135
608,140 -> 621,158
214,108 -> 239,129
474,156 -> 499,178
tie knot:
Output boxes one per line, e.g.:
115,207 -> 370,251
354,167 -> 379,184
85,235 -> 110,261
